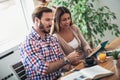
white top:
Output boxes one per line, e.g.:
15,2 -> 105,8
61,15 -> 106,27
68,37 -> 79,49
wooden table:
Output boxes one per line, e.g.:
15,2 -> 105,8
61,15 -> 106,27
59,57 -> 120,80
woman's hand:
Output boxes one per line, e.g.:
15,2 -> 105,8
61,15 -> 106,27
87,49 -> 94,54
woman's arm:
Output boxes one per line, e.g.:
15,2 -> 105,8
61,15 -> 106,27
72,25 -> 92,53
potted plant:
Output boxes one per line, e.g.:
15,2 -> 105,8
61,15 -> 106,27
48,0 -> 120,48
112,51 -> 119,60
111,51 -> 120,68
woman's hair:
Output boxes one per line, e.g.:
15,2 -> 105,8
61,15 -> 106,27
32,6 -> 52,23
52,6 -> 73,34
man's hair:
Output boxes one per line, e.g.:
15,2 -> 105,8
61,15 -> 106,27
53,6 -> 73,33
32,6 -> 52,23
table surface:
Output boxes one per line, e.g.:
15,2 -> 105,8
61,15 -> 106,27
59,57 -> 120,80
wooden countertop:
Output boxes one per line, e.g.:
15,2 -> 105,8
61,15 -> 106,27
59,57 -> 120,80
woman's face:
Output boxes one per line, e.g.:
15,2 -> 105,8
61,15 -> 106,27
60,13 -> 71,29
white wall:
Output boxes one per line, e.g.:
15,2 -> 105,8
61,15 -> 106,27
0,0 -> 34,79
33,0 -> 40,6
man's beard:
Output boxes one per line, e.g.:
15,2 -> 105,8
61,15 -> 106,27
39,22 -> 51,34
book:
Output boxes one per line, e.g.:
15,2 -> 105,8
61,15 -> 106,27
87,40 -> 108,58
61,65 -> 114,80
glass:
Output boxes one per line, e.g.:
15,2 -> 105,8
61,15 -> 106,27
97,51 -> 107,62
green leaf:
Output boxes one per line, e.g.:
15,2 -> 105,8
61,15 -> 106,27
48,0 -> 120,47
112,51 -> 119,60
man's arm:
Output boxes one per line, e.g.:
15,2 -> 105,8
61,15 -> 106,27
47,58 -> 66,74
46,51 -> 80,74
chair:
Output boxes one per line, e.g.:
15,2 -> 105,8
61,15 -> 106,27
12,61 -> 26,80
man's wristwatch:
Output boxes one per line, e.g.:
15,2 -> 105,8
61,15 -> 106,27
64,57 -> 70,65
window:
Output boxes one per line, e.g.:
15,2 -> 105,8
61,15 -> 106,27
0,0 -> 34,53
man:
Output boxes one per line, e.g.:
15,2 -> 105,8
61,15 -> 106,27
19,6 -> 80,80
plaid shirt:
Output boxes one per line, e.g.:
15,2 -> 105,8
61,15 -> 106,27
19,28 -> 64,80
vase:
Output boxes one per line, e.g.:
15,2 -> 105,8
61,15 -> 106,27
113,59 -> 120,68
113,60 -> 117,69
113,59 -> 120,78
113,60 -> 119,77
116,59 -> 120,68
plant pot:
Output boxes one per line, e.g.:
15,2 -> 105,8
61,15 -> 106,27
113,59 -> 120,68
113,59 -> 120,77
116,59 -> 120,68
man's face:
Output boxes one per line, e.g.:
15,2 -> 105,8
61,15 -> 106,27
39,12 -> 53,34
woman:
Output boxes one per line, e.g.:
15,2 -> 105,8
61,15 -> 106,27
51,6 -> 92,59
51,7 -> 93,72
